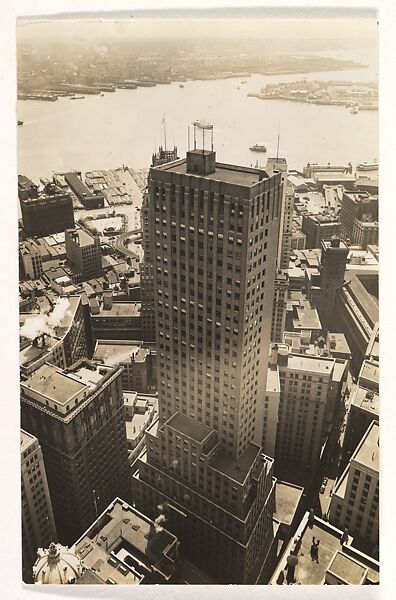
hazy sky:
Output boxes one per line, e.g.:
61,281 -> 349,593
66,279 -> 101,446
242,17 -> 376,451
17,16 -> 378,47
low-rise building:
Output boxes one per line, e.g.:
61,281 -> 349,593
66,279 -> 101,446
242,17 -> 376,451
32,498 -> 181,584
93,339 -> 156,392
91,298 -> 142,340
74,498 -> 180,584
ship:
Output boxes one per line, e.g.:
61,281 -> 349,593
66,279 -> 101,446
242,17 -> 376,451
18,120 -> 23,126
70,95 -> 85,100
249,144 -> 267,152
356,161 -> 378,171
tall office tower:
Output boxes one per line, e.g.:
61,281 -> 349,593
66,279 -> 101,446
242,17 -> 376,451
316,237 -> 349,330
21,430 -> 57,583
132,124 -> 283,583
140,189 -> 157,342
266,156 -> 292,269
141,145 -> 180,341
20,360 -> 131,545
329,421 -> 379,559
266,344 -> 341,483
339,191 -> 378,243
271,270 -> 289,343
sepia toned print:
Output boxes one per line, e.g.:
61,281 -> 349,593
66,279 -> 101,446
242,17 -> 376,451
18,11 -> 379,586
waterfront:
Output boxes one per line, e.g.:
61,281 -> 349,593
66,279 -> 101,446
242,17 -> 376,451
17,49 -> 378,181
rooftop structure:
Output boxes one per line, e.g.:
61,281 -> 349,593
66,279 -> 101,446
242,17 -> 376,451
74,498 -> 179,584
270,512 -> 379,585
33,543 -> 84,585
19,295 -> 90,377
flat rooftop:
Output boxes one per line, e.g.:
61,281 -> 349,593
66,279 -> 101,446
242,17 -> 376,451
210,443 -> 261,485
354,421 -> 379,473
22,363 -> 87,405
74,498 -> 177,583
294,302 -> 321,330
327,332 -> 351,356
166,412 -> 212,444
271,515 -> 346,585
93,341 -> 149,366
274,480 -> 304,526
287,354 -> 335,375
20,429 -> 36,453
72,227 -> 96,247
157,156 -> 268,187
327,551 -> 367,584
266,366 -> 280,393
97,302 -> 141,317
359,360 -> 379,387
351,384 -> 379,417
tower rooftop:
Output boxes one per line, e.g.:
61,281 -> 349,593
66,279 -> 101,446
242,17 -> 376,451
154,156 -> 270,187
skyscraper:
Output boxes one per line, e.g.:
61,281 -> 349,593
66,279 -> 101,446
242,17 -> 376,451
20,360 -> 131,545
21,430 -> 57,583
132,124 -> 284,583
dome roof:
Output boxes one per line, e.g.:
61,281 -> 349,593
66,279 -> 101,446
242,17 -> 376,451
33,542 -> 84,584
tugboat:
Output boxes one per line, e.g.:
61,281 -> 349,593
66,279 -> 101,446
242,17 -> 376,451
249,143 -> 267,152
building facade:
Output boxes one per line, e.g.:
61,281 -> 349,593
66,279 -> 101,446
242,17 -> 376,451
329,421 -> 379,558
65,227 -> 103,282
316,238 -> 349,331
132,141 -> 283,583
340,191 -> 378,242
20,240 -> 43,280
21,360 -> 131,545
265,345 -> 336,482
21,430 -> 57,583
302,214 -> 341,250
20,181 -> 75,238
271,270 -> 289,343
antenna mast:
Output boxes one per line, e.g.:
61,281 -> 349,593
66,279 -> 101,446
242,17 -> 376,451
276,124 -> 280,161
163,113 -> 167,151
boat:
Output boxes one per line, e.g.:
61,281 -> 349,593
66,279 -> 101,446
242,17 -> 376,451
18,120 -> 23,126
356,161 -> 378,171
70,95 -> 85,100
350,105 -> 358,114
100,92 -> 105,97
249,144 -> 267,153
179,84 -> 184,88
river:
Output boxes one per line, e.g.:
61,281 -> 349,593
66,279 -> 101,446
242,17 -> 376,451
17,47 -> 378,181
